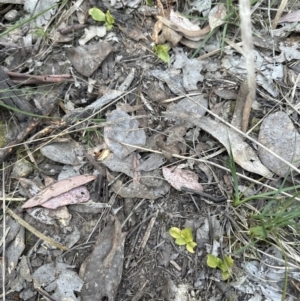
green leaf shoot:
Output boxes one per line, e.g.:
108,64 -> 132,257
153,44 -> 170,63
169,227 -> 197,253
89,8 -> 106,22
207,254 -> 222,268
146,0 -> 154,6
169,227 -> 181,238
175,237 -> 187,245
105,10 -> 115,30
186,241 -> 197,253
89,8 -> 115,30
207,254 -> 234,280
181,228 -> 193,242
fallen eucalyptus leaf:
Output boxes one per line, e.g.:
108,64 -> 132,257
162,166 -> 203,192
22,175 -> 96,209
79,216 -> 126,301
165,111 -> 272,178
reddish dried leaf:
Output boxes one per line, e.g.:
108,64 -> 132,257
41,186 -> 90,209
279,10 -> 300,23
22,175 -> 96,209
162,166 -> 203,192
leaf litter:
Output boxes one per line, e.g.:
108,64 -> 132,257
2,0 -> 300,300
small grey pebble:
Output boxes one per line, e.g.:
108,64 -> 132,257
5,10 -> 19,21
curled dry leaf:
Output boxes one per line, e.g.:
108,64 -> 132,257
22,175 -> 96,209
162,166 -> 203,192
152,19 -> 182,47
157,15 -> 210,42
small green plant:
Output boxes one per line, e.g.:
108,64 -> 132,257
153,44 -> 170,63
207,254 -> 234,280
89,8 -> 115,30
169,227 -> 197,253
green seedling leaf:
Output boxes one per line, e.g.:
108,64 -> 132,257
207,254 -> 234,280
175,237 -> 187,245
146,0 -> 154,6
223,255 -> 234,269
169,227 -> 196,253
89,7 -> 106,22
222,271 -> 231,280
249,226 -> 268,239
186,241 -> 197,253
181,227 -> 193,243
219,263 -> 228,273
153,44 -> 170,63
169,227 -> 181,239
105,10 -> 115,29
207,254 -> 222,268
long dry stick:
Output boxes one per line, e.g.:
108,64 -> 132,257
239,0 -> 256,132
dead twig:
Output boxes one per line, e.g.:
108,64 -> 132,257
6,71 -> 74,85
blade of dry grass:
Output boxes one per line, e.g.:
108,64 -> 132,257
272,0 -> 289,29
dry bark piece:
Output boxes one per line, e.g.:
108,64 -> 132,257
79,216 -> 126,301
65,41 -> 112,77
258,111 -> 300,177
22,175 -> 96,209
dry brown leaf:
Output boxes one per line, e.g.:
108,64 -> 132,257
162,166 -> 203,192
165,111 -> 272,178
22,175 -> 96,209
41,186 -> 90,209
279,10 -> 300,23
157,16 -> 210,41
79,216 -> 126,301
118,24 -> 147,41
